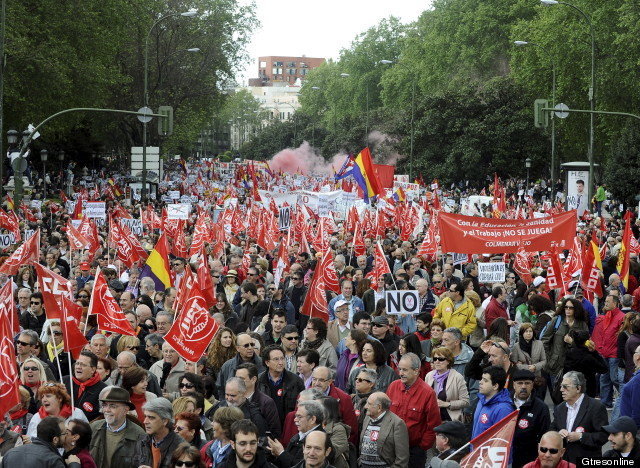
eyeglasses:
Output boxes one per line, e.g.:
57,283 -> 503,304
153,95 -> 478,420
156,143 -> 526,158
23,366 -> 38,372
212,275 -> 220,278
172,262 -> 182,266
539,447 -> 559,454
78,295 -> 89,299
179,382 -> 195,389
355,378 -> 373,383
284,336 -> 299,341
372,323 -> 385,328
564,305 -> 575,310
30,301 -> 41,305
175,461 -> 196,467
247,273 -> 257,276
15,340 -> 33,347
560,384 -> 576,390
49,331 -> 62,336
240,343 -> 256,348
311,377 -> 329,383
432,357 -> 448,362
126,346 -> 141,351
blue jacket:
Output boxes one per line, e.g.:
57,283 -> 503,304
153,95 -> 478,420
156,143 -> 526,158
581,298 -> 597,334
621,369 -> 640,426
328,295 -> 365,321
472,388 -> 515,439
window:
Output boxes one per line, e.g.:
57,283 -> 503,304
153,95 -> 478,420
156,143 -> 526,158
260,61 -> 267,68
274,61 -> 283,67
272,68 -> 282,75
288,68 -> 297,75
287,61 -> 296,67
300,62 -> 308,68
300,69 -> 308,76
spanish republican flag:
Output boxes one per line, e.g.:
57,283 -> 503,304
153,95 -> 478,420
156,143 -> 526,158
352,147 -> 384,202
139,232 -> 172,291
616,210 -> 632,291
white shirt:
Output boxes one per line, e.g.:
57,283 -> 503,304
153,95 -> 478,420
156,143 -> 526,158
565,393 -> 585,432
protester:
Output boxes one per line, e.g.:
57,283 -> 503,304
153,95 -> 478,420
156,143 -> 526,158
27,382 -> 89,438
134,397 -> 185,468
522,431 -> 576,468
425,346 -> 469,422
360,392 -> 409,467
472,366 -> 514,439
432,420 -> 468,462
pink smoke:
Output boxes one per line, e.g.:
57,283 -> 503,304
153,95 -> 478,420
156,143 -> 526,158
269,141 -> 348,176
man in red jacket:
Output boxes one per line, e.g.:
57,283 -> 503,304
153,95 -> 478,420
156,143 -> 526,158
311,366 -> 359,444
484,286 -> 512,332
592,294 -> 625,408
386,352 -> 441,467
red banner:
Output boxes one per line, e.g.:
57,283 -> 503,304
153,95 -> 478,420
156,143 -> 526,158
458,410 -> 518,468
438,211 -> 577,254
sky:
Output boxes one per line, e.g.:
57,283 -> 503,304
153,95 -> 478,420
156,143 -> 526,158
236,1 -> 431,84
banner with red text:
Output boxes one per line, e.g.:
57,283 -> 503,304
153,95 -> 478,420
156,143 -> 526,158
438,211 -> 576,254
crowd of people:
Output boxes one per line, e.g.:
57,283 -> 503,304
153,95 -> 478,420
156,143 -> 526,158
0,159 -> 638,468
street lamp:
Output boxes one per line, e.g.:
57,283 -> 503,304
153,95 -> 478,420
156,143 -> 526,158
514,40 -> 556,184
142,9 -> 199,200
541,0 -> 595,202
40,149 -> 48,198
525,157 -> 532,193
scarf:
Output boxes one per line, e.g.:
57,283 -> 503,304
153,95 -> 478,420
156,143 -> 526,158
433,370 -> 450,395
22,379 -> 41,389
520,338 -> 533,358
38,403 -> 73,420
46,340 -> 65,362
73,372 -> 103,398
130,392 -> 147,421
9,408 -> 28,421
304,338 -> 324,351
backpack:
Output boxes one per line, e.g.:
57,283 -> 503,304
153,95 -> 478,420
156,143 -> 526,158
540,316 -> 562,339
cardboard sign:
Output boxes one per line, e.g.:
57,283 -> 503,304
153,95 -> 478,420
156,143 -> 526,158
452,253 -> 469,266
168,190 -> 181,201
385,290 -> 420,315
478,262 -> 506,283
84,201 -> 106,219
167,204 -> 190,220
120,218 -> 143,236
278,207 -> 291,231
0,233 -> 16,249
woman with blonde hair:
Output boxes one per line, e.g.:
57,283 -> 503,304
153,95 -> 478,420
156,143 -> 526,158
9,385 -> 33,434
116,335 -> 141,354
205,327 -> 236,378
425,346 -> 469,422
172,395 -> 197,415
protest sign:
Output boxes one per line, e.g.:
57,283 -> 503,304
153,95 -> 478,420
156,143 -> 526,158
478,262 -> 506,283
386,290 -> 420,315
84,202 -> 106,219
167,204 -> 191,220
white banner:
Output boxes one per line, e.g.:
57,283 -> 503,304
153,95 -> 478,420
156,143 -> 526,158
120,218 -> 143,236
478,262 -> 506,283
258,190 -> 299,208
167,203 -> 190,220
385,290 -> 420,315
84,201 -> 106,219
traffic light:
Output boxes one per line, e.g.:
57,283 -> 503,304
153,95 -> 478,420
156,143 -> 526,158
534,99 -> 549,128
158,105 -> 173,136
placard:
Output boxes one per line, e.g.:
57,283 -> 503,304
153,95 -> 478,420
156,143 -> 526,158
120,218 -> 143,236
452,253 -> 469,266
278,207 -> 291,231
167,204 -> 190,220
84,201 -> 106,219
385,290 -> 420,315
0,233 -> 16,249
168,190 -> 181,201
478,262 -> 506,283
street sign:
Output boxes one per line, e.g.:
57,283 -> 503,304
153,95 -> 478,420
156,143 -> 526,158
554,103 -> 570,119
137,107 -> 153,123
534,99 -> 549,128
158,106 -> 174,136
386,290 -> 420,315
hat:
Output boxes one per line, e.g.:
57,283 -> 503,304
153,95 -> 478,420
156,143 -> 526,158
334,300 -> 349,310
226,269 -> 238,278
434,421 -> 466,437
532,276 -> 546,287
371,316 -> 389,326
99,386 -> 135,410
568,280 -> 579,291
603,416 -> 638,435
430,458 -> 461,468
511,369 -> 536,382
108,279 -> 125,292
80,262 -> 90,271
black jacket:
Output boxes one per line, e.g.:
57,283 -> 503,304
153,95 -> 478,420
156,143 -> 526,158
257,370 -> 305,425
377,332 -> 400,359
603,438 -> 640,460
1,438 -> 80,468
63,374 -> 107,421
549,395 -> 609,463
563,346 -> 608,398
219,448 -> 276,468
217,400 -> 268,436
512,396 -> 551,468
250,390 -> 283,438
274,428 -> 324,468
133,431 -> 185,468
20,310 -> 47,336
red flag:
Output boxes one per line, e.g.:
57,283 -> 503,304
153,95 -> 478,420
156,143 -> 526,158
366,242 -> 392,291
66,220 -> 90,250
300,266 -> 329,323
0,230 -> 40,275
617,210 -> 632,291
318,249 -> 341,294
59,296 -> 88,359
418,216 -> 439,259
581,231 -> 604,297
0,280 -> 19,337
189,215 -> 209,257
109,217 -> 148,268
458,410 -> 518,467
0,318 -> 20,419
544,248 -> 568,298
174,267 -> 195,317
513,249 -> 534,286
352,222 -> 366,257
164,281 -> 220,362
71,199 -> 83,219
0,207 -> 21,242
33,263 -> 73,320
88,268 -> 136,336
197,251 -> 217,309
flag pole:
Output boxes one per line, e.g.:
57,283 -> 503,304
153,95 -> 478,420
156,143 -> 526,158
67,351 -> 75,410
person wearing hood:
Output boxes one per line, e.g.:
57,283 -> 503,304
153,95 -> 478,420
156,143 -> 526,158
511,369 -> 551,468
472,366 -> 515,439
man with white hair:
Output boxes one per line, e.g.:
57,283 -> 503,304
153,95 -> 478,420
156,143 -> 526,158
149,342 -> 185,394
133,398 -> 184,467
218,377 -> 268,436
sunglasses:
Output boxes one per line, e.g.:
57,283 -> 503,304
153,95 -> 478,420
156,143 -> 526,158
212,275 -> 220,278
179,382 -> 194,389
23,366 -> 38,372
292,277 -> 302,281
30,302 -> 41,305
355,378 -> 372,383
49,331 -> 63,336
126,346 -> 141,351
15,340 -> 33,347
284,336 -> 299,341
539,447 -> 559,454
372,323 -> 385,327
240,343 -> 256,348
78,295 -> 89,299
175,462 -> 196,468
432,357 -> 448,362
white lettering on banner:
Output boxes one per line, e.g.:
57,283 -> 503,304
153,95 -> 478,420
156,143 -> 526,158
386,290 -> 420,315
168,190 -> 181,201
478,262 -> 506,283
84,201 -> 106,219
167,204 -> 190,220
120,218 -> 143,236
0,234 -> 16,249
278,207 -> 291,231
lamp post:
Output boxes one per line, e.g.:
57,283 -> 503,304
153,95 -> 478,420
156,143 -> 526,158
541,0 -> 595,201
514,41 -> 556,183
525,157 -> 532,193
142,8 -> 198,200
58,150 -> 65,194
6,129 -> 17,205
40,149 -> 48,199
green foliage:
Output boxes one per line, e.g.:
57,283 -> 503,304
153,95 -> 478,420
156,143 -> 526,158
604,121 -> 640,205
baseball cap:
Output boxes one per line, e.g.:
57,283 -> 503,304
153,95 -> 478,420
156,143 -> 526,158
434,421 -> 466,437
532,276 -> 546,287
371,316 -> 389,326
511,369 -> 536,382
334,300 -> 349,310
603,416 -> 638,435
80,262 -> 90,271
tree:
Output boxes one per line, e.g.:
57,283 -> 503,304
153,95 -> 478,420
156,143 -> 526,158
604,121 -> 640,206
